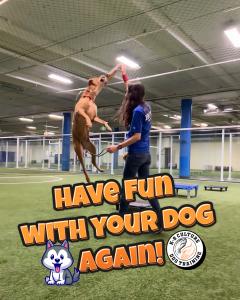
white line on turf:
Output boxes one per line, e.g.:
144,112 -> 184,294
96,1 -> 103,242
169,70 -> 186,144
0,175 -> 61,179
0,173 -> 58,176
0,176 -> 63,184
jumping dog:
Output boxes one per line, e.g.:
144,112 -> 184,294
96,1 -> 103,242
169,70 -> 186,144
72,64 -> 121,182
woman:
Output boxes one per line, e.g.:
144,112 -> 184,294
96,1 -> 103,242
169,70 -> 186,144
106,83 -> 162,231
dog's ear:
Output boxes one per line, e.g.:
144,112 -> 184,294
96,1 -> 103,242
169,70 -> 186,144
46,240 -> 53,249
100,75 -> 108,85
88,79 -> 94,86
61,240 -> 69,249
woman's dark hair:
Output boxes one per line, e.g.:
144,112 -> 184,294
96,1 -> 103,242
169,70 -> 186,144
116,83 -> 145,127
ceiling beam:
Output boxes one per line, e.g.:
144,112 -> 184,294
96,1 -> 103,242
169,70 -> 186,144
130,0 -> 238,89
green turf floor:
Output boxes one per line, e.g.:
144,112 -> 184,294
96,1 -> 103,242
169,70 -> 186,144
0,168 -> 239,300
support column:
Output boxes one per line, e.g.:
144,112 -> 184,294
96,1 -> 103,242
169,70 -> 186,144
113,128 -> 119,169
179,99 -> 192,178
5,141 -> 8,168
228,133 -> 232,181
98,134 -> 102,170
62,112 -> 71,171
16,137 -> 19,168
42,137 -> 45,169
170,135 -> 173,175
111,134 -> 114,175
157,132 -> 162,173
220,129 -> 225,182
58,139 -> 61,171
25,140 -> 28,168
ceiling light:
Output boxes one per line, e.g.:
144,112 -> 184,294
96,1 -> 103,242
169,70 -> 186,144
7,74 -> 63,91
47,131 -> 55,136
116,56 -> 140,69
48,74 -> 73,85
204,110 -> 220,115
48,114 -> 64,120
19,117 -> 33,123
207,103 -> 218,110
151,125 -> 160,130
224,27 -> 240,48
207,110 -> 219,115
174,115 -> 181,120
163,125 -> 172,129
27,126 -> 36,130
0,0 -> 9,5
45,125 -> 59,129
200,123 -> 208,127
169,115 -> 181,120
224,107 -> 233,112
44,130 -> 55,136
204,104 -> 219,114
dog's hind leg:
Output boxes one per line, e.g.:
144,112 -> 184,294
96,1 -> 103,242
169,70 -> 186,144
83,140 -> 104,173
73,141 -> 90,183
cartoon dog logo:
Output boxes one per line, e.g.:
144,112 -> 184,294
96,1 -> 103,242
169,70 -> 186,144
41,240 -> 80,285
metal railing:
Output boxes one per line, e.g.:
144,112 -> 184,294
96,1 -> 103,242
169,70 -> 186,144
0,125 -> 240,182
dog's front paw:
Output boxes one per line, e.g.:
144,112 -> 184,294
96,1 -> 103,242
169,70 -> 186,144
57,280 -> 65,285
45,276 -> 50,283
104,122 -> 112,132
87,121 -> 92,128
47,280 -> 55,285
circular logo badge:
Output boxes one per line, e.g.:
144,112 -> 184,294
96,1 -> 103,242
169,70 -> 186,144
167,230 -> 206,270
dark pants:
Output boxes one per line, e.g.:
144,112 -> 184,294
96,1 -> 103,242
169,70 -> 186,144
119,153 -> 162,228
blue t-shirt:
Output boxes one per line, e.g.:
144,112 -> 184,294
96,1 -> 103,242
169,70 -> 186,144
127,103 -> 152,153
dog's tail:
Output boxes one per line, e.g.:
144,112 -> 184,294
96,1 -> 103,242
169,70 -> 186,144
73,267 -> 80,283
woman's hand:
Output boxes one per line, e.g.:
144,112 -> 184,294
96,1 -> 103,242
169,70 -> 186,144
106,145 -> 118,153
117,63 -> 122,70
121,64 -> 127,74
106,133 -> 141,154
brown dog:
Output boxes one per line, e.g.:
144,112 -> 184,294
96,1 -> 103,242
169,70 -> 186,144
72,65 -> 120,182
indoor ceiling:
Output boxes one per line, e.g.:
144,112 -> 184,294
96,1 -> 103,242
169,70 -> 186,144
0,0 -> 240,136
